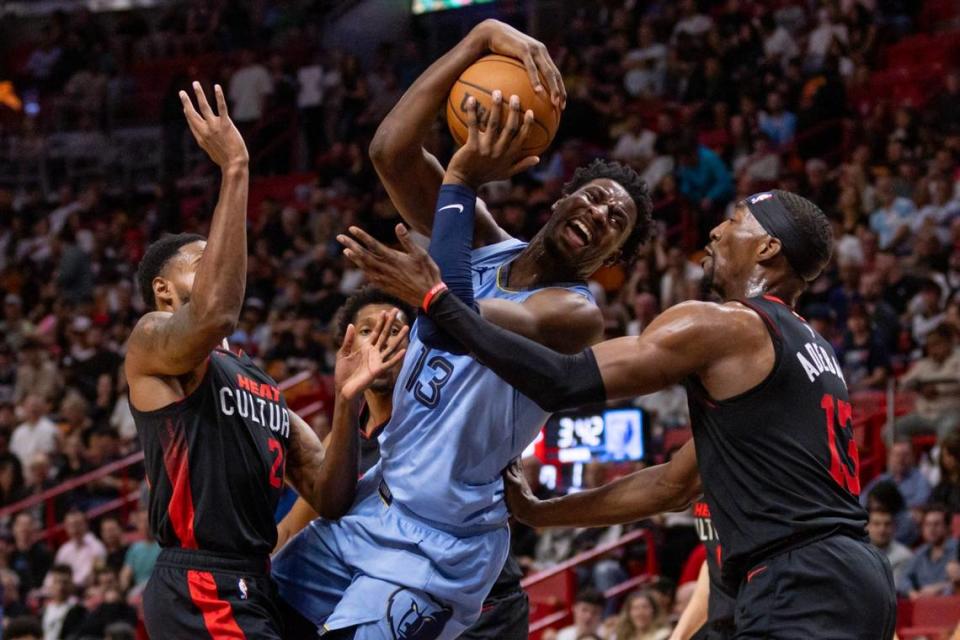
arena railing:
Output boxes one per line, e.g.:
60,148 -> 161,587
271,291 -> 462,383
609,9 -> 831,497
0,367 -> 330,543
522,528 -> 658,640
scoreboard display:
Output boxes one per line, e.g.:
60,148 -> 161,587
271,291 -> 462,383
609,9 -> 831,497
412,0 -> 495,14
544,404 -> 647,464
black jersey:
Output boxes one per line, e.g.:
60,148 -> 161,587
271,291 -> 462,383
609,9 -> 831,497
684,295 -> 866,588
693,500 -> 735,624
132,347 -> 290,555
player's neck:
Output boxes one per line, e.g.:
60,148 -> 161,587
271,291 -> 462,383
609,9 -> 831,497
731,268 -> 802,307
510,237 -> 580,288
362,389 -> 393,436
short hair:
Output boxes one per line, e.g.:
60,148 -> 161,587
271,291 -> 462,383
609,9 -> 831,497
50,563 -> 73,578
770,189 -> 833,281
866,480 -> 905,514
562,159 -> 654,265
574,587 -> 605,607
105,622 -> 137,640
333,287 -> 415,348
5,616 -> 43,640
136,233 -> 205,309
922,503 -> 950,524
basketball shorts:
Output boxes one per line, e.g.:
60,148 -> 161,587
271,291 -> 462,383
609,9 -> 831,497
458,588 -> 529,640
733,534 -> 896,639
143,548 -> 283,639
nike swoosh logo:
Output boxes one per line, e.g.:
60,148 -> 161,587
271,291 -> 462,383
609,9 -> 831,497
437,204 -> 464,214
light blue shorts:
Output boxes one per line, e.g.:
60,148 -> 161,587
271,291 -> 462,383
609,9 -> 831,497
271,469 -> 509,640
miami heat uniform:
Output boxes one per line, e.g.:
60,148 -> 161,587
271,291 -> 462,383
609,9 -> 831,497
684,295 -> 896,638
691,499 -> 735,640
132,347 -> 290,639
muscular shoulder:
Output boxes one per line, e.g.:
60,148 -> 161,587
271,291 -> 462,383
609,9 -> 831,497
652,301 -> 769,355
525,288 -> 603,352
125,311 -> 175,376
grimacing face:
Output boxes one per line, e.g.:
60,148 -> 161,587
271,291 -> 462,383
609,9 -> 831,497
153,240 -> 206,312
543,178 -> 638,276
701,204 -> 775,299
350,303 -> 410,392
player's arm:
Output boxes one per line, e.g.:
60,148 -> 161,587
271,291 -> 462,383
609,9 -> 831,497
504,440 -> 700,528
126,83 -> 249,378
368,19 -> 563,247
669,561 -> 710,640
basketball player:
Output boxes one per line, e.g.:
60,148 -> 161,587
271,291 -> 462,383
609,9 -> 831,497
271,23 -> 653,639
340,189 -> 898,638
125,83 -> 405,639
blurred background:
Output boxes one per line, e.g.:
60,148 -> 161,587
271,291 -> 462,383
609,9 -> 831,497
0,0 -> 959,638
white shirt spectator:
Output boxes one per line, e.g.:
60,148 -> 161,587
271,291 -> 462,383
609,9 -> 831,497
54,532 -> 106,587
807,16 -> 848,58
611,129 -> 656,164
764,26 -> 800,62
228,63 -> 273,123
42,598 -> 77,640
297,63 -> 325,109
10,414 -> 58,468
672,14 -> 713,41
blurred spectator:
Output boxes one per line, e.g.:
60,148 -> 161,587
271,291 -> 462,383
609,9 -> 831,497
547,588 -> 605,640
897,505 -> 958,599
867,508 -> 914,585
613,590 -> 671,640
896,324 -> 960,441
120,507 -> 159,593
931,431 -> 960,513
861,440 -> 931,509
0,456 -> 26,507
13,341 -> 62,406
53,509 -> 106,588
658,246 -> 702,310
2,569 -> 30,619
229,49 -> 273,134
1,295 -> 33,353
99,516 -> 128,573
7,615 -> 44,640
858,271 -> 901,350
866,480 -> 918,546
869,175 -> 915,252
839,303 -> 891,391
758,92 -> 797,147
10,396 -> 59,469
8,512 -> 53,600
104,622 -> 137,640
72,583 -> 136,638
41,565 -> 85,640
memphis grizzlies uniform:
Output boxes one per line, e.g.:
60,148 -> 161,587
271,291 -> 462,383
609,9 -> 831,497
273,238 -> 592,639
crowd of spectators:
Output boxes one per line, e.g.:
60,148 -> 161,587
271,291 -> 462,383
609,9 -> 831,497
1,0 -> 960,636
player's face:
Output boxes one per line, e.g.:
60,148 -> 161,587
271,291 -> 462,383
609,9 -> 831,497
545,179 -> 637,275
154,240 -> 206,312
351,303 -> 409,392
702,205 -> 770,299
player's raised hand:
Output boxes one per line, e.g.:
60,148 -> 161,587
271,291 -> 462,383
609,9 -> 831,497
444,93 -> 538,190
502,458 -> 542,525
335,310 -> 409,401
338,224 -> 442,308
179,82 -> 249,169
474,19 -> 566,108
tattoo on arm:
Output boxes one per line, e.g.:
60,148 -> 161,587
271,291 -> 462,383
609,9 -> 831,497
284,411 -> 327,514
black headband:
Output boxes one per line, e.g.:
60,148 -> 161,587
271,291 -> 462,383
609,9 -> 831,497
743,191 -> 819,281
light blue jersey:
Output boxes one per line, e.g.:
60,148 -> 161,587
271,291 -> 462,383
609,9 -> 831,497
272,238 -> 593,639
380,237 -> 593,531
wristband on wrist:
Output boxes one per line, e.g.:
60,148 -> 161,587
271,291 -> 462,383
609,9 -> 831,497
422,282 -> 449,313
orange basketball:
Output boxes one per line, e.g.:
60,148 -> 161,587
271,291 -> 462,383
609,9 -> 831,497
446,54 -> 560,157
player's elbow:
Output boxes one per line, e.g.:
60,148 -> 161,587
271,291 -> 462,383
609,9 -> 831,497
369,126 -> 398,169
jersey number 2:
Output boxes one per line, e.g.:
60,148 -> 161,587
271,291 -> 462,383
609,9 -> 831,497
268,438 -> 284,489
820,394 -> 860,495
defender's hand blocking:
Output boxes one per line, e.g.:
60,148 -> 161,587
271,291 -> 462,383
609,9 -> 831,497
338,225 -> 442,308
503,459 -> 542,525
444,93 -> 538,190
179,82 -> 249,168
335,309 -> 409,401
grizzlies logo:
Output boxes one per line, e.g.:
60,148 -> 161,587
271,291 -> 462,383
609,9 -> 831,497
386,588 -> 452,640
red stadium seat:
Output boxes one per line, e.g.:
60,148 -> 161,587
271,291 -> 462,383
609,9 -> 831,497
912,596 -> 960,630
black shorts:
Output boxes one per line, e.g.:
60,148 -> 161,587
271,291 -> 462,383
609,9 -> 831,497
457,588 -> 529,640
733,534 -> 896,639
143,548 -> 283,640
690,619 -> 736,640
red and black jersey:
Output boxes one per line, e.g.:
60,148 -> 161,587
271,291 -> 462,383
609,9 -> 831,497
132,348 -> 290,555
693,500 -> 735,624
684,295 -> 866,589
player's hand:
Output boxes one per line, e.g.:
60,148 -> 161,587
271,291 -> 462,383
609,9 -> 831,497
473,19 -> 565,108
338,224 -> 441,308
444,93 -> 539,190
503,458 -> 542,525
335,309 -> 408,401
180,81 -> 249,169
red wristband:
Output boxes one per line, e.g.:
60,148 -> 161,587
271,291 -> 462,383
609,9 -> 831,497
422,282 -> 449,313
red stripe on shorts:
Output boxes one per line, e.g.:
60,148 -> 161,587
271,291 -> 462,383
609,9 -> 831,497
186,570 -> 246,639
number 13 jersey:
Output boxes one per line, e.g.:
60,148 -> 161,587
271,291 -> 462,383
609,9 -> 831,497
684,295 -> 867,589
132,347 -> 290,555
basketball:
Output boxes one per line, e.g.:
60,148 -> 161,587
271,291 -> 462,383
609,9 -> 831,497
446,54 -> 561,156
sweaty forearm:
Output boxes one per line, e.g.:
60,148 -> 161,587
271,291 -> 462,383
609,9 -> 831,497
426,292 -> 605,412
310,394 -> 359,519
190,164 -> 248,324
